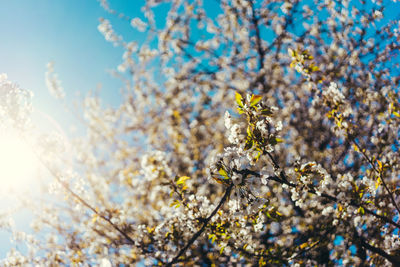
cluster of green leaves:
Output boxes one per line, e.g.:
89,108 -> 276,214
288,48 -> 321,80
208,219 -> 231,254
235,92 -> 282,155
212,163 -> 232,186
170,175 -> 191,208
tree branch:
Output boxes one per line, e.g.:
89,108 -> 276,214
265,174 -> 400,229
352,139 -> 400,216
249,0 -> 264,71
261,150 -> 400,229
166,183 -> 234,266
359,237 -> 400,265
37,157 -> 136,246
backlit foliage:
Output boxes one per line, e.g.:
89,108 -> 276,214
2,0 -> 400,266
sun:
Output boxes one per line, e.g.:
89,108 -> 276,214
0,129 -> 40,194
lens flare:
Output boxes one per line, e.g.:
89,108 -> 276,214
0,130 -> 40,193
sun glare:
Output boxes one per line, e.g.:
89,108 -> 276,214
0,130 -> 40,193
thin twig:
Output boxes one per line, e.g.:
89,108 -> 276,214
359,237 -> 400,265
265,174 -> 400,229
262,152 -> 400,264
352,139 -> 400,216
262,149 -> 400,229
166,183 -> 234,266
30,146 -> 136,246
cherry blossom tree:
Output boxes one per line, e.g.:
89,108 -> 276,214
2,0 -> 400,266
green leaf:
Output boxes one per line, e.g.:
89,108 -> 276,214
235,92 -> 244,107
209,234 -> 216,244
358,207 -> 365,215
218,168 -> 230,179
310,64 -> 319,72
375,176 -> 382,190
170,200 -> 181,208
244,138 -> 254,150
176,176 -> 190,185
253,151 -> 261,162
259,256 -> 266,266
246,125 -> 252,137
250,94 -> 262,107
377,160 -> 382,170
353,144 -> 359,152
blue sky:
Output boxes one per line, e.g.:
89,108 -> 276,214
0,0 -> 214,258
0,0 -> 148,128
0,0 -> 149,257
